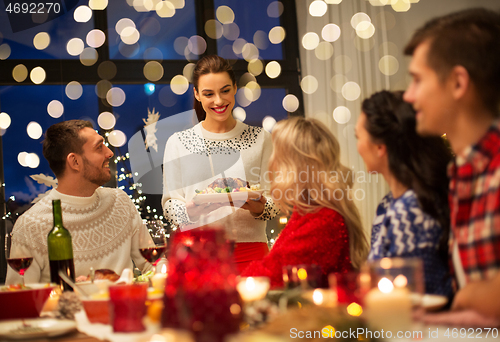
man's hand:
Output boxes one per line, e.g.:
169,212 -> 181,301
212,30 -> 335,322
450,273 -> 500,319
422,309 -> 500,327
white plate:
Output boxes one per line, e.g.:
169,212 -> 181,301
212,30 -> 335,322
193,190 -> 264,205
422,294 -> 448,311
0,318 -> 76,340
410,293 -> 448,311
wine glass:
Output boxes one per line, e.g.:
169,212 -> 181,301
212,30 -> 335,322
5,228 -> 33,286
139,220 -> 167,271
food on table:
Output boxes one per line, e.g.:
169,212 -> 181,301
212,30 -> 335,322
79,269 -> 120,282
195,177 -> 261,194
94,269 -> 120,281
135,270 -> 155,283
0,283 -> 32,291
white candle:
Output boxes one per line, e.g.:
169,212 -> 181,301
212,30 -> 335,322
364,278 -> 412,333
152,264 -> 168,290
236,277 -> 270,302
301,289 -> 337,307
41,289 -> 60,313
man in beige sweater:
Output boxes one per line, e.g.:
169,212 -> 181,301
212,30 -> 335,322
6,120 -> 152,284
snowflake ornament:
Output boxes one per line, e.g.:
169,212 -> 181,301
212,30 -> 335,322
143,108 -> 160,152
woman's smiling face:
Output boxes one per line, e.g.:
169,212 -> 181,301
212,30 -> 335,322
194,72 -> 237,124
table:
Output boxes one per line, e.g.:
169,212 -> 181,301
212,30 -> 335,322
1,331 -> 100,342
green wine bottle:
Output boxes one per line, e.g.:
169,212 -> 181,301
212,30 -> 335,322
48,199 -> 75,292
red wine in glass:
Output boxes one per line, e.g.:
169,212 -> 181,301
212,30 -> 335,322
7,257 -> 33,276
5,230 -> 33,286
140,246 -> 166,265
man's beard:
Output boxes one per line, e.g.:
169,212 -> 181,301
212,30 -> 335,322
82,156 -> 111,187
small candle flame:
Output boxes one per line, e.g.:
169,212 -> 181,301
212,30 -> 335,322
393,274 -> 407,288
378,277 -> 394,293
245,277 -> 256,291
347,302 -> 363,316
312,289 -> 324,305
160,264 -> 167,274
297,268 -> 308,280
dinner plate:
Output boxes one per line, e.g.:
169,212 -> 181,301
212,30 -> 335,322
0,318 -> 76,340
193,190 -> 265,205
422,294 -> 448,311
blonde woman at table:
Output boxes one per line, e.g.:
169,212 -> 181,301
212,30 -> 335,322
161,55 -> 279,273
241,117 -> 369,289
355,90 -> 452,297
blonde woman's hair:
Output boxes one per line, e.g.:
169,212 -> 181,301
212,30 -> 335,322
269,117 -> 369,269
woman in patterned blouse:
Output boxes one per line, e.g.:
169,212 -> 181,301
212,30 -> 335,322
242,117 -> 369,288
355,90 -> 453,297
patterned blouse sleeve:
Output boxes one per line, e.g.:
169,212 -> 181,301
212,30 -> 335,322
254,129 -> 279,221
254,196 -> 280,221
162,134 -> 191,228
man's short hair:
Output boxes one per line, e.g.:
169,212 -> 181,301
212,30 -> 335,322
404,8 -> 500,114
42,120 -> 93,177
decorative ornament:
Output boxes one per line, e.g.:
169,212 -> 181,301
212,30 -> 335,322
30,174 -> 58,203
143,108 -> 160,152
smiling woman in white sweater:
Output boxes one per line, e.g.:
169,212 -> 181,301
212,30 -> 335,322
162,55 -> 279,272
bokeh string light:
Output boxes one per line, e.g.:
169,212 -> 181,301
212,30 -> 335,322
0,0 -> 421,232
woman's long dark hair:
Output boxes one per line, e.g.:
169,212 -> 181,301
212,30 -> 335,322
192,55 -> 236,122
362,90 -> 452,257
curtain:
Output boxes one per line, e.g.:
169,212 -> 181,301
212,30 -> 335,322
296,0 -> 393,234
295,0 -> 499,235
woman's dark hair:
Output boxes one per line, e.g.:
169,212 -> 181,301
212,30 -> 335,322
362,90 -> 452,257
192,55 -> 236,122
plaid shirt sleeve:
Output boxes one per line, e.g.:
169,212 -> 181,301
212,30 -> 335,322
449,123 -> 500,283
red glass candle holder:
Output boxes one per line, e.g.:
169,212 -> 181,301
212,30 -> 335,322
161,227 -> 243,342
109,282 -> 148,333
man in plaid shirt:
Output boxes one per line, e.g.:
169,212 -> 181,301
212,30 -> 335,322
403,8 -> 500,320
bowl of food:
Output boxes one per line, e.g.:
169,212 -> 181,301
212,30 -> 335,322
0,283 -> 56,320
81,296 -> 110,324
76,279 -> 112,296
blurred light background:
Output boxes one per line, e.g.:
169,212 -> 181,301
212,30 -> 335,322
0,0 -> 497,250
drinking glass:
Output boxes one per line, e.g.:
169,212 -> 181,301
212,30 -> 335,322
328,271 -> 370,306
363,257 -> 424,338
5,228 -> 33,286
109,282 -> 148,332
139,220 -> 167,270
282,264 -> 326,290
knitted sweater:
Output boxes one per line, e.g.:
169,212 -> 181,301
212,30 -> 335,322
369,190 -> 452,297
241,207 -> 353,289
6,188 -> 152,285
161,120 -> 279,242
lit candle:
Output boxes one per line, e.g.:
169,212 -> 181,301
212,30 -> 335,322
41,289 -> 60,313
364,277 -> 412,333
301,289 -> 337,307
152,264 -> 168,290
236,277 -> 270,302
